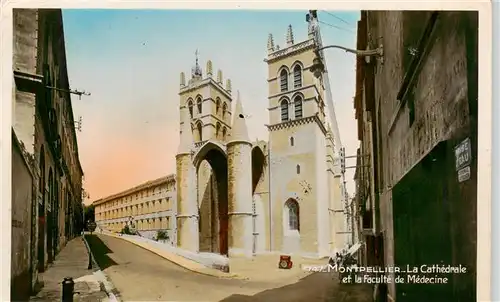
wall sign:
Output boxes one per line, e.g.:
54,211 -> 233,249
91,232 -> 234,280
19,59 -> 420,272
457,166 -> 471,183
454,138 -> 471,171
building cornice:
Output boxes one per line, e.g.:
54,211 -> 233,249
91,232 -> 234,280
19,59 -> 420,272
179,77 -> 232,100
92,174 -> 176,206
264,38 -> 317,64
266,114 -> 327,135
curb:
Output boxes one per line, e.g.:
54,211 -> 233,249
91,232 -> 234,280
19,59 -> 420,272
82,234 -> 122,302
101,232 -> 246,280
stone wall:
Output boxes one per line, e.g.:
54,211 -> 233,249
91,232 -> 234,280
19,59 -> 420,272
362,11 -> 478,300
11,131 -> 34,301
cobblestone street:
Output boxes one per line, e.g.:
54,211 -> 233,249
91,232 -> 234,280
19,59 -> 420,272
88,234 -> 372,301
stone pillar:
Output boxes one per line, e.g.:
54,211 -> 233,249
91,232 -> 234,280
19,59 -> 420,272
175,108 -> 199,252
175,154 -> 199,252
226,91 -> 253,257
227,142 -> 253,257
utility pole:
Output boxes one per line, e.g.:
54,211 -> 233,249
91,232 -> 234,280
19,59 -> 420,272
306,10 -> 343,151
46,85 -> 91,100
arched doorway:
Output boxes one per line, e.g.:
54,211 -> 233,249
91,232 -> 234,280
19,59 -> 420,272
195,142 -> 229,255
251,146 -> 266,254
37,146 -> 46,272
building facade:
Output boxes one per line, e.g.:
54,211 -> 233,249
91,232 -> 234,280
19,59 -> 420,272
95,22 -> 349,259
353,11 -> 478,301
93,175 -> 177,244
11,9 -> 84,300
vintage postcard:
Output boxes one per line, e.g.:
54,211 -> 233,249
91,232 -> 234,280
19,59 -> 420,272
2,1 -> 492,302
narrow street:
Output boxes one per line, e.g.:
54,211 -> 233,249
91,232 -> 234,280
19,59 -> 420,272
88,234 -> 372,301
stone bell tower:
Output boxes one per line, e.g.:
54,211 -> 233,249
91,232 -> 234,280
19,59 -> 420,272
176,51 -> 235,254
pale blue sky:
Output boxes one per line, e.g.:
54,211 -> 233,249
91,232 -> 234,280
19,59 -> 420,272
61,9 -> 360,202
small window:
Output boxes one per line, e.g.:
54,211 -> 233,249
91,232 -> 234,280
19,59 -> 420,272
290,137 -> 294,146
296,164 -> 301,174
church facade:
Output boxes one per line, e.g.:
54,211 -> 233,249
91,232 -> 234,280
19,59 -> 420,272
94,22 -> 349,259
175,24 -> 347,259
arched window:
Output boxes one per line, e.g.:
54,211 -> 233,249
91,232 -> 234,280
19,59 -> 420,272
187,99 -> 194,118
197,122 -> 203,141
293,64 -> 302,88
222,102 -> 227,120
280,69 -> 288,92
290,137 -> 294,146
280,99 -> 289,122
296,164 -> 301,174
216,97 -> 221,114
222,127 -> 227,141
216,122 -> 221,139
285,199 -> 300,231
294,96 -> 303,119
196,96 -> 202,114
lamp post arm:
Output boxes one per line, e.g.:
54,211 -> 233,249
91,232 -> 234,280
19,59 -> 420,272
317,45 -> 384,57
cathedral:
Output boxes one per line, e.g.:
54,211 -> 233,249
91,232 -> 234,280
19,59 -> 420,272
175,22 -> 348,259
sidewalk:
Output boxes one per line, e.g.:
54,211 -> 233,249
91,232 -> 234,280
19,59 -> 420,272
30,236 -> 110,302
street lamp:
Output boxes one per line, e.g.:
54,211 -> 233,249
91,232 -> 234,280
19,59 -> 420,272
310,44 -> 384,79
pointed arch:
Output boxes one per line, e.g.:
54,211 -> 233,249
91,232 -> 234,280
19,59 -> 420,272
222,126 -> 227,141
187,98 -> 194,118
284,199 -> 300,232
196,121 -> 203,141
291,61 -> 303,89
192,140 -> 227,171
196,95 -> 203,114
280,97 -> 290,122
216,97 -> 221,114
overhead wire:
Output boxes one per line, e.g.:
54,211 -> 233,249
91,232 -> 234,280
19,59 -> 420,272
320,10 -> 352,26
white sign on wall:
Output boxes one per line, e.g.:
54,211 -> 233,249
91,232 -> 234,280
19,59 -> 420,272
457,166 -> 471,183
454,138 -> 471,171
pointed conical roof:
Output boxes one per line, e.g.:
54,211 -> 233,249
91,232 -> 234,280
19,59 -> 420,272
230,91 -> 250,143
177,109 -> 194,154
